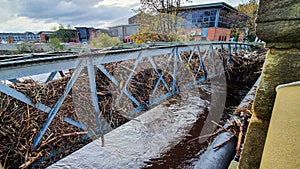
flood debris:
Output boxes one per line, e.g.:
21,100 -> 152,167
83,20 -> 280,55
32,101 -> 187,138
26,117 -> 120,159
219,47 -> 267,83
210,106 -> 252,158
0,47 -> 266,168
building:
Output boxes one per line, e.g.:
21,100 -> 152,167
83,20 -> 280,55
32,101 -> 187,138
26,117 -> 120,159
75,27 -> 109,43
177,2 -> 246,41
75,26 -> 139,44
75,27 -> 92,43
38,31 -> 54,43
128,2 -> 248,42
0,32 -> 41,43
108,24 -> 139,43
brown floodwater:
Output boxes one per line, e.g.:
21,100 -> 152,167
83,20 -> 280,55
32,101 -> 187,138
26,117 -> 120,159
142,81 -> 251,169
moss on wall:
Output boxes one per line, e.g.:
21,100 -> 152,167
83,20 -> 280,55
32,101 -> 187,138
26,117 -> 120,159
240,49 -> 300,169
238,116 -> 269,169
253,49 -> 300,120
240,0 -> 300,168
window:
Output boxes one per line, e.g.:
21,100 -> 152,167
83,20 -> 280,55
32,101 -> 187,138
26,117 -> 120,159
210,10 -> 217,16
180,9 -> 219,28
204,11 -> 210,16
192,12 -> 198,18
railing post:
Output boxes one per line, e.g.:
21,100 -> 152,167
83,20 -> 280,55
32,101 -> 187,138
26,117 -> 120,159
172,47 -> 178,94
210,44 -> 217,75
221,44 -> 225,68
87,58 -> 103,134
228,44 -> 232,62
234,43 -> 237,55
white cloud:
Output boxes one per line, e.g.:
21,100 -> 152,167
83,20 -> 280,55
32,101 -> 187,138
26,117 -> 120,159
94,0 -> 139,8
0,0 -> 244,32
0,16 -> 59,33
191,0 -> 243,7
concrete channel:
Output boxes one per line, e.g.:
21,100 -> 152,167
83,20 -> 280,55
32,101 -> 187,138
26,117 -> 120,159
48,88 -> 209,168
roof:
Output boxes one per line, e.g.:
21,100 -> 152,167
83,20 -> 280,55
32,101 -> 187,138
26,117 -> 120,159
108,24 -> 139,29
38,31 -> 54,34
177,2 -> 237,11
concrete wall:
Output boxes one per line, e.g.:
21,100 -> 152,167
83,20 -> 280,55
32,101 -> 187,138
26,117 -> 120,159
239,0 -> 300,168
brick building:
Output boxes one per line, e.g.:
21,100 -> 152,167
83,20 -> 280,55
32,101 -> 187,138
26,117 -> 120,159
38,31 -> 54,43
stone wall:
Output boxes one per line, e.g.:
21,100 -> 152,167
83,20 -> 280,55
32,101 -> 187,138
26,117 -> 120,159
239,0 -> 300,168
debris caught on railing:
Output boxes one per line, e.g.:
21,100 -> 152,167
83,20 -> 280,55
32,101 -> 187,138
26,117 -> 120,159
0,46 -> 266,168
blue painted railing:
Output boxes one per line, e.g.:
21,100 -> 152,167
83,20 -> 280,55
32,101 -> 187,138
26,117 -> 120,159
0,42 -> 250,149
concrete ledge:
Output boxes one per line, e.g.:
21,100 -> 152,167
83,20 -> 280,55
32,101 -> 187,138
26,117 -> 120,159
238,116 -> 269,169
260,83 -> 300,169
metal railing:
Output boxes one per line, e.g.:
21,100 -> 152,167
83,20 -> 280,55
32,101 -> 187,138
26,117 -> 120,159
0,42 -> 250,149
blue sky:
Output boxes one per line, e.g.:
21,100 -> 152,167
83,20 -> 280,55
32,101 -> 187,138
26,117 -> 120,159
0,0 -> 245,32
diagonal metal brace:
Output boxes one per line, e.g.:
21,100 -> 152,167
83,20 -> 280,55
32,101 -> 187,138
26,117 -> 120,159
33,60 -> 84,149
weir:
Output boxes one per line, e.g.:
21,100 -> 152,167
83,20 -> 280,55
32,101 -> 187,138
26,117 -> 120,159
0,42 -> 250,165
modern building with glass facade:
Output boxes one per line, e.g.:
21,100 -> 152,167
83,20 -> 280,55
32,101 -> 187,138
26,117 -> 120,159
178,2 -> 244,41
129,2 -> 247,42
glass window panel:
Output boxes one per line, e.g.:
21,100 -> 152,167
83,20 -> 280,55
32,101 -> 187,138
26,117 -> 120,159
204,11 -> 210,16
192,12 -> 197,18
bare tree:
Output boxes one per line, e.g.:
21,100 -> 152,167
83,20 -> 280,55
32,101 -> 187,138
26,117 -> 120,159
236,0 -> 259,42
134,0 -> 192,42
139,0 -> 191,14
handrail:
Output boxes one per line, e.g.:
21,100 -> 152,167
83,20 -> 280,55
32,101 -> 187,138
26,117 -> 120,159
0,41 -> 250,149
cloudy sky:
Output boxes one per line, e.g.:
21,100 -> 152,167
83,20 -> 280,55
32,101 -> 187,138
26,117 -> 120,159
0,0 -> 245,33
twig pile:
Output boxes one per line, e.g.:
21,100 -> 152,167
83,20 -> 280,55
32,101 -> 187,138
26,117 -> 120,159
129,68 -> 173,107
217,47 -> 267,83
0,76 -> 92,168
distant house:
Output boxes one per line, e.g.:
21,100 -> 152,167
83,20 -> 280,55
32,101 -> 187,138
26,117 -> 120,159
75,27 -> 110,43
108,24 -> 139,43
0,32 -> 41,43
128,2 -> 248,42
24,32 -> 41,42
39,31 -> 54,43
74,27 -> 90,43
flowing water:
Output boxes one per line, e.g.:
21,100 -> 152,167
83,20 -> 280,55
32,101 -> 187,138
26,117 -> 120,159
48,76 -> 256,169
143,81 -> 250,169
14,69 -> 249,169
